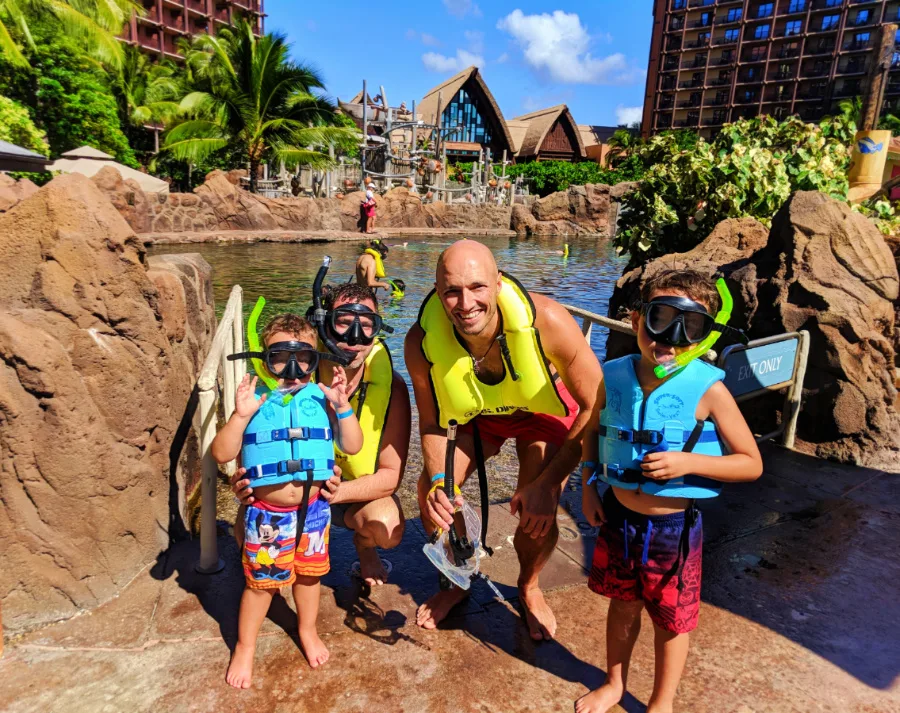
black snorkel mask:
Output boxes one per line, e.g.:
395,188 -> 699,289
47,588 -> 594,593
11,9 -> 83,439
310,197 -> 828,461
328,302 -> 394,347
642,296 -> 718,347
309,256 -> 393,359
228,340 -> 345,380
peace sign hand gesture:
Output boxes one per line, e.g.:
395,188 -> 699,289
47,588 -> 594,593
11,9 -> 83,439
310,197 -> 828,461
318,365 -> 351,413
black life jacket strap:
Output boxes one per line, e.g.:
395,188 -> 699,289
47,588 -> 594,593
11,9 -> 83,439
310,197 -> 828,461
472,418 -> 493,556
682,420 -> 707,454
297,471 -> 315,536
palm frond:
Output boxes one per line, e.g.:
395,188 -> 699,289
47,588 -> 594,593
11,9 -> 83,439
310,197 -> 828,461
0,16 -> 29,67
45,0 -> 125,67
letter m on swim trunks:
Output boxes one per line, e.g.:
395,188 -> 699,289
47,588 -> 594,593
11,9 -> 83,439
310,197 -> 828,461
304,528 -> 327,556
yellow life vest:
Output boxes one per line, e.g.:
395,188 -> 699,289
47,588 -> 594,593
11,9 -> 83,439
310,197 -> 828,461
333,340 -> 393,480
363,248 -> 386,278
418,272 -> 568,428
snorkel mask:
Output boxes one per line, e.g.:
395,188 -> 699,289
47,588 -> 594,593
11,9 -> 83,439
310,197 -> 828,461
228,296 -> 345,402
328,302 -> 394,346
645,277 -> 747,378
309,255 -> 394,359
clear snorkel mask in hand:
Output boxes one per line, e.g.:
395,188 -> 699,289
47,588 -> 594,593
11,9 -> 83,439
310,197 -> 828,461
643,277 -> 748,379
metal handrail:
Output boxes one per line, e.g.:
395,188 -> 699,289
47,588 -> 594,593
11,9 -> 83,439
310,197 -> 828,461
196,285 -> 244,574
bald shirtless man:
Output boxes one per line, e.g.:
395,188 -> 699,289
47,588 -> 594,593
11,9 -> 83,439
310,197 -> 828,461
405,240 -> 601,639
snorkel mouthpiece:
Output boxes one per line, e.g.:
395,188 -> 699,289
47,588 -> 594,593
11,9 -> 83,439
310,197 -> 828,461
652,278 -> 733,379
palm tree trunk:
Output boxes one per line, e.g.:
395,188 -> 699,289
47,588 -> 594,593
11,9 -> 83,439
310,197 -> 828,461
249,158 -> 259,193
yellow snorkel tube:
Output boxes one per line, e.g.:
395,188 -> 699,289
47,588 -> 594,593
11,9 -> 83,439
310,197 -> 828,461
652,278 -> 734,379
246,296 -> 279,392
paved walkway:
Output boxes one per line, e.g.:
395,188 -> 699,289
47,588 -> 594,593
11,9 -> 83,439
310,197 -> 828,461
3,443 -> 898,713
142,227 -> 518,245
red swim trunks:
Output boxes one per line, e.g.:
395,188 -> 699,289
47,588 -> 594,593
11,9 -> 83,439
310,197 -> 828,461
458,379 -> 579,449
588,488 -> 703,634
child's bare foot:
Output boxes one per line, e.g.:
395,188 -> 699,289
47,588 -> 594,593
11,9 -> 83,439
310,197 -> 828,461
520,584 -> 557,640
299,629 -> 330,668
225,642 -> 254,689
574,682 -> 624,713
415,587 -> 469,629
357,545 -> 388,586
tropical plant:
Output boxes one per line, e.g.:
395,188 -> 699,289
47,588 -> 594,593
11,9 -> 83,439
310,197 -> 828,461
615,114 -> 854,268
0,93 -> 48,153
0,0 -> 139,68
0,24 -> 137,165
605,128 -> 639,168
163,20 -> 359,192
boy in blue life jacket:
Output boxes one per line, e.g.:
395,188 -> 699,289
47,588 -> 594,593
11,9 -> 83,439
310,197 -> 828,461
576,269 -> 762,713
210,314 -> 362,689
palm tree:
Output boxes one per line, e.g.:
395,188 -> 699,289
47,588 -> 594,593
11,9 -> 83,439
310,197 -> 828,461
606,128 -> 639,168
0,0 -> 139,68
163,20 -> 358,193
109,45 -> 182,152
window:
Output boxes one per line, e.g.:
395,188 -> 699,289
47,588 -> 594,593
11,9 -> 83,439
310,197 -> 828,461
854,31 -> 871,48
788,0 -> 805,12
754,24 -> 770,39
726,8 -> 742,22
699,31 -> 711,43
441,88 -> 494,146
725,28 -> 739,42
672,0 -> 686,8
742,90 -> 757,103
700,12 -> 712,26
785,20 -> 802,36
893,51 -> 900,69
749,45 -> 767,60
821,14 -> 840,31
757,3 -> 773,18
855,10 -> 870,26
745,67 -> 758,80
824,0 -> 841,6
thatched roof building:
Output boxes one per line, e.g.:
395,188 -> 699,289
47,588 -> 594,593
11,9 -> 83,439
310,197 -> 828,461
418,66 -> 515,161
508,105 -> 586,162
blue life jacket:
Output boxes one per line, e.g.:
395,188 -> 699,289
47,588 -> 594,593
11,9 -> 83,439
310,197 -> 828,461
598,355 -> 725,499
241,382 -> 335,487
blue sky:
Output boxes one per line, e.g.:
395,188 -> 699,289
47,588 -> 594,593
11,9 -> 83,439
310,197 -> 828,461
264,1 -> 653,127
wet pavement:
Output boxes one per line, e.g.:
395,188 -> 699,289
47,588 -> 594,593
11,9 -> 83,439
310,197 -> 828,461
3,443 -> 899,713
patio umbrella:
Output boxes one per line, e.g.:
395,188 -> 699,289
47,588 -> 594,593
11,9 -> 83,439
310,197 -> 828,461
48,146 -> 169,194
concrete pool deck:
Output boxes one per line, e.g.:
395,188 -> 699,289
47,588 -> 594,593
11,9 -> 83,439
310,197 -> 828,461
142,228 -> 519,245
3,442 -> 899,713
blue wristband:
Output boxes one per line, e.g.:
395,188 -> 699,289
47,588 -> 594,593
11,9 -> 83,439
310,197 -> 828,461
337,408 -> 354,420
580,461 -> 597,472
431,472 -> 445,483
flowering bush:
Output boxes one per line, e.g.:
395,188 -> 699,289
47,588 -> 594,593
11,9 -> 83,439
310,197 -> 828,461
615,114 -> 855,268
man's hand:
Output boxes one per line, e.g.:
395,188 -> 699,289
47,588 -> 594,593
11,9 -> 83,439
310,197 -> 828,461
318,365 -> 351,412
582,482 -> 605,527
319,472 -> 344,505
641,451 -> 693,480
235,374 -> 265,419
510,480 -> 560,539
426,484 -> 462,531
230,467 -> 255,505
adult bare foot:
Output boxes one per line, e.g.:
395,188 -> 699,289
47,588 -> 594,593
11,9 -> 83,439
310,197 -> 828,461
225,641 -> 254,689
299,630 -> 330,669
520,584 -> 557,640
574,683 -> 625,713
415,587 -> 469,629
357,544 -> 388,586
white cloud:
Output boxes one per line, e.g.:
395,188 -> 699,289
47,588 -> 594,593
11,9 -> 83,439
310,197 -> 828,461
464,30 -> 484,54
616,105 -> 643,126
422,49 -> 485,73
497,9 -> 644,85
442,0 -> 481,18
407,29 -> 442,47
496,52 -> 509,64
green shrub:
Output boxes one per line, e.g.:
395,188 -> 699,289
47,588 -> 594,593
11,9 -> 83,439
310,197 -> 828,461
449,158 -> 645,196
0,94 -> 49,154
614,115 -> 854,269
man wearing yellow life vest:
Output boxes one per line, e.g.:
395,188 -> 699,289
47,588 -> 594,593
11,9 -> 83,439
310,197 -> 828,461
232,283 -> 411,586
355,240 -> 392,292
406,240 -> 602,639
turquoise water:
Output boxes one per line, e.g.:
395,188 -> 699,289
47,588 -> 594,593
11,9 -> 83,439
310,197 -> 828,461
149,234 -> 627,373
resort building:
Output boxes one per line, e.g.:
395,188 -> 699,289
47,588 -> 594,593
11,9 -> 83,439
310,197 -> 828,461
121,0 -> 264,60
578,125 -> 624,166
507,105 -> 588,162
641,0 -> 900,139
418,66 -> 517,162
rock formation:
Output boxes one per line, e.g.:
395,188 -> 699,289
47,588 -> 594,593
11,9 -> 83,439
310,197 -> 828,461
0,174 -> 214,634
0,173 -> 39,213
94,170 -> 513,237
511,183 -> 617,236
606,193 -> 899,466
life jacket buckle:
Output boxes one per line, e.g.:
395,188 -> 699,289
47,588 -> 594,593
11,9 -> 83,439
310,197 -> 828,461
288,427 -> 309,440
633,430 -> 664,446
279,459 -> 307,474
